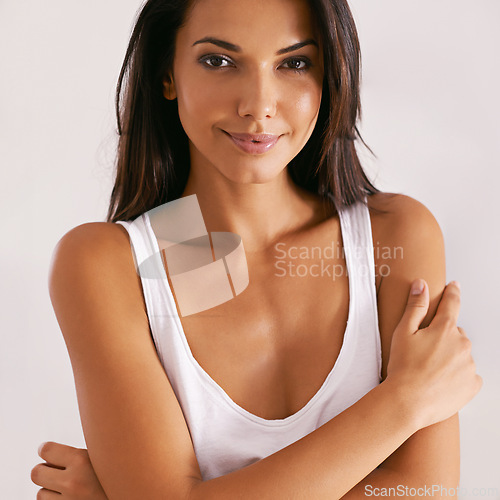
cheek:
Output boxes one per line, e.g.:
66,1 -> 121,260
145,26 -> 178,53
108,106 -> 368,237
296,90 -> 321,115
176,74 -> 226,130
286,81 -> 322,128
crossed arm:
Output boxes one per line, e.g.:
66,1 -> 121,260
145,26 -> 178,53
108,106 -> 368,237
36,193 -> 467,499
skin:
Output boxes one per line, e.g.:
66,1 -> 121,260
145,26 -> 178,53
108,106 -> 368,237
31,0 -> 482,497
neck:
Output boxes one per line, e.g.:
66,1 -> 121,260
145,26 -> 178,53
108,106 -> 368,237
181,160 -> 328,254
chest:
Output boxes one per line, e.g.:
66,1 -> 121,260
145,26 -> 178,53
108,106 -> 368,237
170,245 -> 351,421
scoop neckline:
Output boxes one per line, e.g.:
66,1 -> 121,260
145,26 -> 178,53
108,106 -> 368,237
144,203 -> 355,427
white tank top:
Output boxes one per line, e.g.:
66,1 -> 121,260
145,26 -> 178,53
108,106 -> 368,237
116,196 -> 382,481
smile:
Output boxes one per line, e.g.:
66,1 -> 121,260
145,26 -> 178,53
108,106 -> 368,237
222,130 -> 281,155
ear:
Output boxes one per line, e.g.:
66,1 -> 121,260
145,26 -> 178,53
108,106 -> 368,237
162,73 -> 177,100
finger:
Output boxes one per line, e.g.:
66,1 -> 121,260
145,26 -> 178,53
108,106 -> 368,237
36,488 -> 61,499
396,279 -> 430,334
430,281 -> 461,330
38,441 -> 78,468
31,463 -> 64,493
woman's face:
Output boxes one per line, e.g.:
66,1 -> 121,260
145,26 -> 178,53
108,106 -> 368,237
166,0 -> 324,185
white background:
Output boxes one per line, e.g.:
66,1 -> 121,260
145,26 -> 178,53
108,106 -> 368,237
1,1 -> 498,498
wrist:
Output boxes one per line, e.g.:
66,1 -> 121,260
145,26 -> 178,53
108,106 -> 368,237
380,376 -> 424,434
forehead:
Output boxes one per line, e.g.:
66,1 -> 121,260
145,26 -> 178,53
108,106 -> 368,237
179,0 -> 319,50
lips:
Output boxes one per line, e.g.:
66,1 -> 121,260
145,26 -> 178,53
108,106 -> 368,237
227,132 -> 279,143
222,130 -> 281,155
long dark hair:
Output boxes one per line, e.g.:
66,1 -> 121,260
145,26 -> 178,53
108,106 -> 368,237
106,0 -> 379,223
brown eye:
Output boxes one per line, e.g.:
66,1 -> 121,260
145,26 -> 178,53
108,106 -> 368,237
199,55 -> 233,69
282,58 -> 311,72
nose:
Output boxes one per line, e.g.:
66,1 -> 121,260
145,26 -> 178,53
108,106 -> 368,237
237,70 -> 277,121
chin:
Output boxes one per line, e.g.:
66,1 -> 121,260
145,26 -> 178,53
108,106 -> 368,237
219,160 -> 286,185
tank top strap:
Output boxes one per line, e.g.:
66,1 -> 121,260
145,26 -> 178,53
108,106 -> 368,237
115,216 -> 181,361
337,199 -> 377,280
327,194 -> 375,279
116,216 -> 165,282
328,193 -> 382,377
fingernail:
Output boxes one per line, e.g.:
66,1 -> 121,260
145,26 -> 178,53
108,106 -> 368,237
38,442 -> 47,455
411,280 -> 424,295
450,280 -> 461,291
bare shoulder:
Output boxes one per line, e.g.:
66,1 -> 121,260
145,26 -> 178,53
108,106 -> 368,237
366,193 -> 447,378
50,222 -> 133,282
367,191 -> 443,247
48,221 -> 146,330
366,191 -> 445,290
51,222 -> 131,265
367,192 -> 445,292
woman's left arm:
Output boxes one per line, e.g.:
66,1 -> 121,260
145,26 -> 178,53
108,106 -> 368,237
342,193 -> 460,499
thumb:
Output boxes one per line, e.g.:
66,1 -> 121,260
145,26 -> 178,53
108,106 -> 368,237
396,279 -> 430,334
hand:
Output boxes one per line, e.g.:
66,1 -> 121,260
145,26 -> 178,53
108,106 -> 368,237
31,441 -> 107,499
386,279 -> 482,429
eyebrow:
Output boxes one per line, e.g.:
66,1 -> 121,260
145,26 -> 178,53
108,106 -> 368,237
192,37 -> 318,55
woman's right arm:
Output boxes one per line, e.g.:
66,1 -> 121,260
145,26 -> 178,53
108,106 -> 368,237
44,223 -> 480,500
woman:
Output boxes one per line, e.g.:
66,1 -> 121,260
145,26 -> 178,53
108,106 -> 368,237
31,0 -> 481,498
